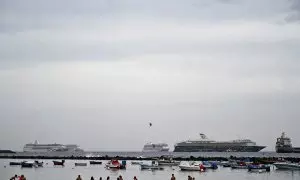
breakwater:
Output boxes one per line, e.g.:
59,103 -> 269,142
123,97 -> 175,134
1,151 -> 300,163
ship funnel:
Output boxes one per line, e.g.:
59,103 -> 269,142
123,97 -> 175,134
199,133 -> 207,139
34,140 -> 39,144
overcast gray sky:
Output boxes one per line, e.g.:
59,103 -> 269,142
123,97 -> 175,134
1,0 -> 300,151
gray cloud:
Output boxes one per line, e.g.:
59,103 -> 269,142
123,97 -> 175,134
285,0 -> 300,22
1,0 -> 300,151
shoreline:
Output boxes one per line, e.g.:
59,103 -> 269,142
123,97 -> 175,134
1,153 -> 300,163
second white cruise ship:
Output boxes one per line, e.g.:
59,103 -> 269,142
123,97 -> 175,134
23,140 -> 84,152
142,142 -> 170,152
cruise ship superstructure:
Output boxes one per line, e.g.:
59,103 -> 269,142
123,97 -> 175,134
23,140 -> 84,152
174,133 -> 265,152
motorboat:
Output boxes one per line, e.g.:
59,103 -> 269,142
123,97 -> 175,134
21,161 -> 38,168
202,161 -> 218,169
157,158 -> 180,166
248,164 -> 271,172
75,162 -> 87,166
9,161 -> 23,166
34,161 -> 43,167
140,161 -> 163,170
274,162 -> 300,170
231,161 -> 249,169
53,160 -> 65,166
179,161 -> 206,171
220,161 -> 231,167
90,161 -> 102,165
106,160 -> 126,169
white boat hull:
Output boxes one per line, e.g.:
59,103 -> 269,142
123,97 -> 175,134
274,163 -> 300,170
179,161 -> 205,171
179,165 -> 202,171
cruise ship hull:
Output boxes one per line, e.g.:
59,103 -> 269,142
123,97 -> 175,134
174,145 -> 265,152
276,147 -> 300,153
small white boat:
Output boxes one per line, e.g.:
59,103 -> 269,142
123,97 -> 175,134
75,162 -> 87,166
106,160 -> 126,169
274,162 -> 300,170
179,161 -> 205,171
140,161 -> 163,170
158,159 -> 180,166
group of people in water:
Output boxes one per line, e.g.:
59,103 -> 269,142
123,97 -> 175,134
76,175 -> 138,180
75,174 -> 196,180
9,174 -> 27,180
10,174 -> 196,180
170,174 -> 195,180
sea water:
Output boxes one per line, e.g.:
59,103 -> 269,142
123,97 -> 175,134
1,159 -> 300,180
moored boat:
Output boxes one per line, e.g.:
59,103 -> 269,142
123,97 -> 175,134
9,162 -> 23,166
106,160 -> 126,169
90,161 -> 102,165
221,161 -> 231,167
34,161 -> 43,167
21,161 -> 37,168
75,162 -> 87,166
248,164 -> 271,172
231,161 -> 248,169
53,160 -> 65,166
140,161 -> 163,170
157,157 -> 180,166
274,162 -> 300,170
179,161 -> 206,171
202,161 -> 218,169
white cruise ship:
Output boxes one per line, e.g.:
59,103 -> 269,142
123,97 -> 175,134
23,140 -> 84,152
142,143 -> 169,152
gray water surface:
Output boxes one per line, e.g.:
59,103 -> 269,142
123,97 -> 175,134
1,159 -> 300,180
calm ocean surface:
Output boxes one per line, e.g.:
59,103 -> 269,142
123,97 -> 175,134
1,159 -> 300,180
3,151 -> 300,158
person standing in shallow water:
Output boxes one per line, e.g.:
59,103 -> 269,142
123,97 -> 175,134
106,176 -> 110,180
91,176 -> 94,180
133,176 -> 138,180
76,175 -> 82,180
19,175 -> 26,180
171,174 -> 176,180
